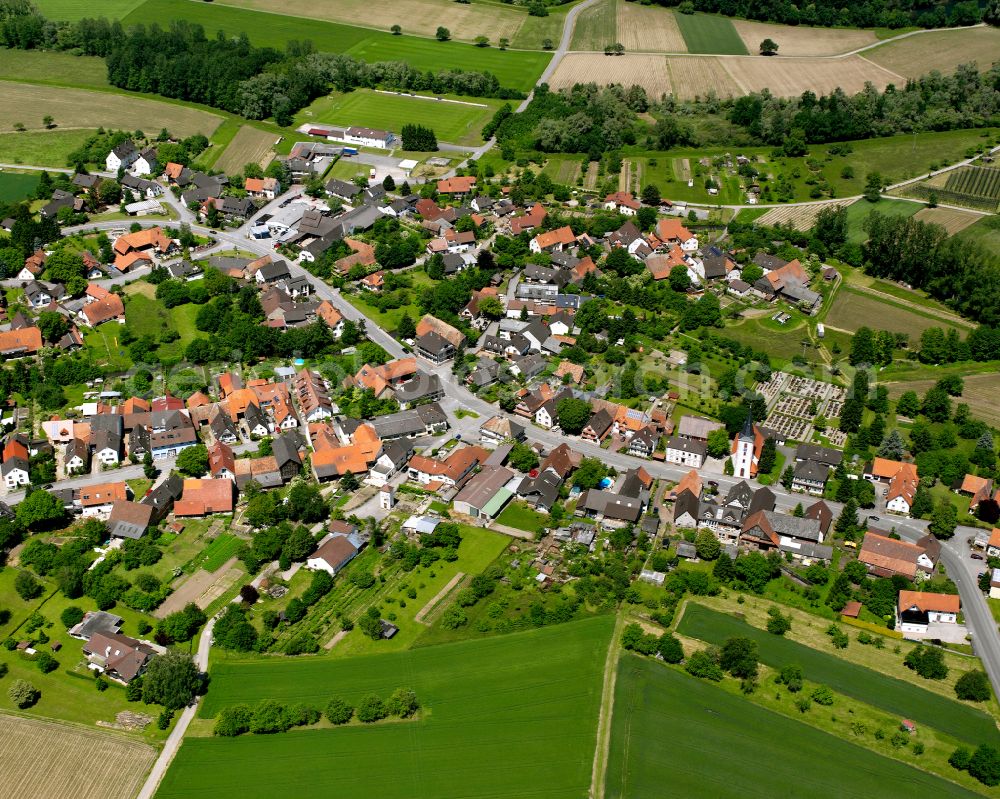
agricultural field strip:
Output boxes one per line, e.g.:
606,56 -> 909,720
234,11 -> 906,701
214,126 -> 279,174
0,713 -> 156,799
677,603 -> 998,745
160,617 -> 613,799
606,656 -> 981,799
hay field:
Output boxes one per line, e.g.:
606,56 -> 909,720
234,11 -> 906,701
570,0 -> 618,51
665,56 -> 740,98
0,81 -> 222,137
866,26 -> 1000,78
756,199 -> 854,231
888,372 -> 1000,428
549,53 -> 671,97
214,126 -> 278,175
617,2 -> 686,52
732,20 -> 877,56
913,206 -> 983,235
720,54 -> 901,96
205,0 -> 525,43
826,288 -> 955,338
0,714 -> 155,799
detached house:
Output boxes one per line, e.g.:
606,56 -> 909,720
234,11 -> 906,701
106,140 -> 138,173
604,191 -> 641,215
663,435 -> 705,468
896,591 -> 960,635
530,226 -> 576,254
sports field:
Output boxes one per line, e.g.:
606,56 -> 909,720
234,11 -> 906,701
677,604 -> 999,745
0,171 -> 40,202
121,0 -> 549,93
213,125 -> 279,174
297,90 -> 503,146
606,656 -> 981,799
674,12 -> 747,55
866,26 -> 1000,78
160,616 -> 613,799
0,81 -> 222,137
0,714 -> 156,799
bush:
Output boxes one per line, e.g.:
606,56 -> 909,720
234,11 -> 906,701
356,694 -> 387,723
685,649 -> 723,681
970,744 -> 1000,786
903,644 -> 948,680
810,685 -> 834,706
386,688 -> 419,718
950,746 -> 972,770
955,670 -> 991,702
826,624 -> 848,649
60,606 -> 85,629
657,633 -> 684,664
441,605 -> 467,629
14,571 -> 43,601
250,700 -> 290,734
214,704 -> 252,736
34,652 -> 58,674
719,637 -> 758,678
8,679 -> 39,708
766,607 -> 791,636
325,698 -> 354,725
776,663 -> 803,693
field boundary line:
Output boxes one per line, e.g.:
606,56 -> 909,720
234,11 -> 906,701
840,284 -> 974,329
854,53 -> 905,83
414,571 -> 466,624
590,610 -> 625,799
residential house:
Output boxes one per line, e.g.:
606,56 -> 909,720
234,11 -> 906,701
529,226 -> 576,254
604,191 -> 641,215
479,416 -> 525,448
174,478 -> 236,517
107,501 -> 154,540
663,435 -> 705,468
367,403 -> 448,442
105,140 -> 138,173
577,489 -> 644,527
897,591 -> 960,634
407,445 -> 487,490
306,533 -> 360,576
140,473 -> 184,522
78,293 -> 126,328
415,315 -> 463,364
656,218 -> 698,253
79,481 -> 130,518
2,456 -> 28,489
0,327 -> 43,358
436,176 -> 477,197
740,510 -> 831,562
244,176 -> 280,200
293,368 -> 333,423
628,427 -> 659,459
859,531 -> 935,579
366,439 -> 414,488
792,460 -> 830,495
83,632 -> 158,684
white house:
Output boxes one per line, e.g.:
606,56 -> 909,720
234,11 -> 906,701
306,533 -> 359,576
2,458 -> 29,489
896,591 -> 960,634
130,148 -> 157,177
106,140 -> 138,173
664,436 -> 706,469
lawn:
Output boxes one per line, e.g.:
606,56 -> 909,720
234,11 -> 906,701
123,0 -> 550,93
0,48 -> 108,88
674,12 -> 748,54
296,90 -> 504,147
606,655 -> 981,799
496,500 -> 549,534
0,129 -> 96,168
721,314 -> 814,364
676,603 -> 999,745
844,197 -> 919,243
161,616 -> 614,799
123,294 -> 206,362
0,171 -> 40,202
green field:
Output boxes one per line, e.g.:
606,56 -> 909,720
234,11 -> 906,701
607,655 -> 980,799
34,0 -> 145,19
674,12 -> 747,54
844,197 -> 920,243
0,48 -> 108,87
957,214 -> 1000,251
721,314 -> 813,364
297,90 -> 503,146
570,0 -> 617,50
160,616 -> 613,798
0,129 -> 95,167
677,604 -> 999,745
0,171 -> 40,201
121,0 -> 549,93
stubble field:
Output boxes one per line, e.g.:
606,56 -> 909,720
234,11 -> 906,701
731,19 -> 878,56
616,2 -> 687,52
720,54 -> 901,95
213,125 -> 280,174
550,53 -> 672,97
866,26 -> 1000,78
0,81 -> 222,137
912,206 -> 984,235
755,199 -> 854,231
0,714 -> 156,799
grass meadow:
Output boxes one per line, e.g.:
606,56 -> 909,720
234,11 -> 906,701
0,48 -> 108,87
297,90 -> 504,146
606,656 -> 982,799
674,12 -> 748,54
159,616 -> 614,799
844,197 -> 919,243
122,0 -> 549,93
0,129 -> 96,167
824,286 -> 961,338
34,0 -> 145,19
0,171 -> 40,202
677,604 -> 999,745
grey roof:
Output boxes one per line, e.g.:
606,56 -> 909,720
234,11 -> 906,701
244,402 -> 268,431
272,434 -> 302,469
753,253 -> 788,271
793,459 -> 830,484
89,414 -> 124,434
453,465 -> 513,510
69,611 -> 123,640
367,402 -> 447,440
394,373 -> 442,404
518,469 -> 561,510
514,353 -> 547,378
751,510 -> 824,543
91,429 -> 122,454
578,489 -> 643,522
795,444 -> 843,467
665,435 -> 706,457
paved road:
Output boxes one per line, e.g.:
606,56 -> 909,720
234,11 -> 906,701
135,616 -> 216,799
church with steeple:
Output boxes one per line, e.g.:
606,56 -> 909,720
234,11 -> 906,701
731,412 -> 764,479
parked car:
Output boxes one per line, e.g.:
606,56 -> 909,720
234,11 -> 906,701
972,553 -> 984,560
868,515 -> 880,522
